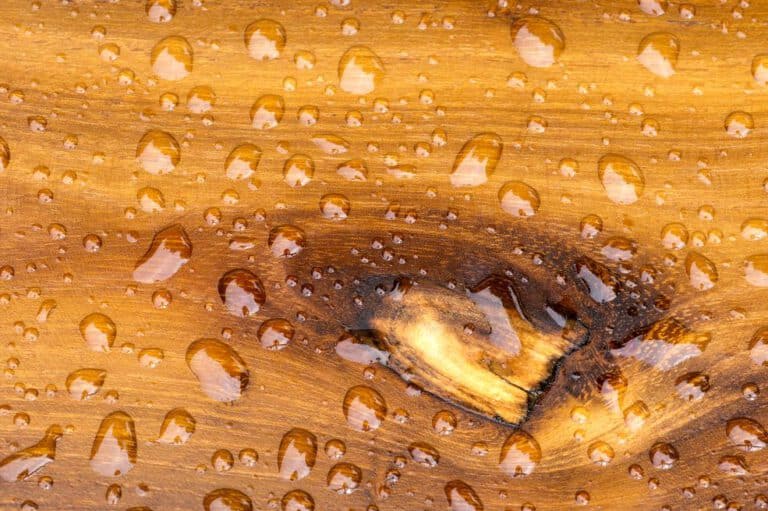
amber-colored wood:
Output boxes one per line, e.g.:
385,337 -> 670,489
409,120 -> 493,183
1,0 -> 768,510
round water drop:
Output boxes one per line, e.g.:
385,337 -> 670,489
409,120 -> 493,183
499,430 -> 541,477
637,32 -> 679,78
79,313 -> 116,352
342,385 -> 386,431
510,17 -> 565,68
745,254 -> 768,287
157,408 -> 195,445
338,46 -> 385,95
268,225 -> 306,258
685,252 -> 718,291
498,181 -> 540,217
145,0 -> 176,23
598,154 -> 644,205
218,269 -> 266,317
186,339 -> 249,402
319,194 -> 350,220
203,488 -> 252,511
283,154 -> 314,187
225,144 -> 261,181
136,130 -> 180,175
89,411 -> 137,477
278,428 -> 317,481
244,19 -> 286,61
444,480 -> 484,511
251,94 -> 284,129
725,111 -> 754,138
151,35 -> 193,80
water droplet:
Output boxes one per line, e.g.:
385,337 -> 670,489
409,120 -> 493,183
637,33 -> 679,78
343,385 -> 387,431
268,225 -> 306,258
510,17 -> 565,68
499,181 -> 540,217
186,339 -> 249,402
136,130 -> 180,175
66,368 -> 106,400
203,488 -> 253,511
278,428 -> 317,481
444,480 -> 484,511
338,46 -> 385,95
598,154 -> 644,205
157,408 -> 195,445
133,224 -> 192,283
89,411 -> 137,477
245,19 -> 286,61
218,269 -> 266,317
79,313 -> 117,352
0,425 -> 62,482
499,430 -> 541,477
151,36 -> 193,80
449,133 -> 503,187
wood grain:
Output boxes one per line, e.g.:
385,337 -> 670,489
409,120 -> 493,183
1,0 -> 767,509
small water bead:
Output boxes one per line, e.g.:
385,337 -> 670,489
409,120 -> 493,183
498,181 -> 540,217
218,269 -> 266,317
133,224 -> 192,283
151,36 -> 193,80
684,252 -> 718,291
725,111 -> 754,138
278,428 -> 317,481
251,94 -> 284,129
499,430 -> 541,477
268,225 -> 306,258
574,490 -> 590,506
0,425 -> 63,482
136,130 -> 180,175
186,339 -> 249,402
79,313 -> 117,352
319,194 -> 351,220
338,46 -> 385,95
65,368 -> 106,400
649,442 -> 679,470
324,439 -> 346,460
432,410 -> 457,435
186,86 -> 215,114
444,480 -> 483,511
449,133 -> 503,187
660,223 -> 688,250
225,144 -> 261,181
343,385 -> 387,431
245,19 -> 286,61
146,0 -> 176,23
89,411 -> 137,477
510,17 -> 565,68
742,382 -> 760,400
258,318 -> 294,350
744,254 -> 768,287
212,449 -> 234,472
157,408 -> 195,445
408,442 -> 439,467
326,462 -> 362,494
311,133 -> 350,154
281,489 -> 314,511
83,234 -> 103,253
637,32 -> 680,78
203,488 -> 253,511
598,154 -> 644,205
741,218 -> 768,241
283,154 -> 314,187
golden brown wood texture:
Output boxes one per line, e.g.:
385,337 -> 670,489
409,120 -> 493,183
1,0 -> 768,510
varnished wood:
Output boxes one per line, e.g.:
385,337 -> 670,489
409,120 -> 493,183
1,0 -> 767,510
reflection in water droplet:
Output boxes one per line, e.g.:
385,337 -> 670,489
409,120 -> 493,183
151,36 -> 193,80
278,428 -> 317,481
449,133 -> 503,187
598,154 -> 644,205
225,144 -> 262,181
133,224 -> 192,283
281,489 -> 315,511
157,408 -> 195,445
343,385 -> 387,432
203,488 -> 253,511
744,254 -> 768,287
66,368 -> 106,400
749,327 -> 768,366
725,111 -> 754,138
258,318 -> 294,350
499,430 -> 541,477
186,339 -> 249,402
218,269 -> 266,317
136,130 -> 180,175
326,462 -> 362,494
245,19 -> 286,61
251,94 -> 285,130
79,313 -> 117,352
268,225 -> 306,258
726,417 -> 767,452
89,411 -> 137,477
445,479 -> 484,511
499,181 -> 540,217
338,46 -> 385,95
510,17 -> 565,68
611,318 -> 710,370
0,425 -> 62,482
637,32 -> 680,78
685,252 -> 718,291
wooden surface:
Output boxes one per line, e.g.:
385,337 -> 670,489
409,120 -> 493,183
1,0 -> 768,509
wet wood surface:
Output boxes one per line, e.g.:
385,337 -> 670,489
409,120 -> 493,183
1,0 -> 768,510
